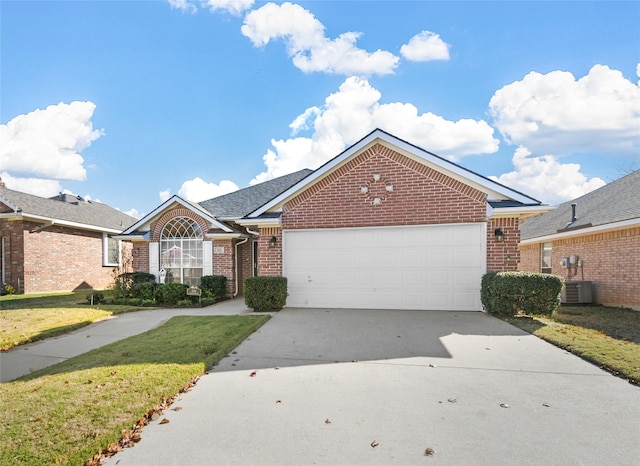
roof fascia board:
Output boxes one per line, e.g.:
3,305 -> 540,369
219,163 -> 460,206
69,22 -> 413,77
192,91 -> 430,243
249,129 -> 539,218
519,217 -> 640,245
204,232 -> 246,240
112,233 -> 149,241
122,195 -> 232,234
0,196 -> 19,212
235,217 -> 282,228
0,212 -> 123,234
489,205 -> 556,219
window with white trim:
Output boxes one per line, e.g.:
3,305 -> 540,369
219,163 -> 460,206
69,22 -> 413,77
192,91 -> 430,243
160,217 -> 203,286
541,242 -> 552,274
103,234 -> 121,266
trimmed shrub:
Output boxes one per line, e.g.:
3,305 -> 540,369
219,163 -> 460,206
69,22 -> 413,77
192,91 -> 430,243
244,276 -> 288,311
155,282 -> 189,305
131,282 -> 155,300
481,271 -> 563,316
86,293 -> 106,305
200,275 -> 227,301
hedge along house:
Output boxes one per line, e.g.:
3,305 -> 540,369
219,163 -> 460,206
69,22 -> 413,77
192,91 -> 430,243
0,180 -> 137,294
518,170 -> 640,310
119,129 -> 551,311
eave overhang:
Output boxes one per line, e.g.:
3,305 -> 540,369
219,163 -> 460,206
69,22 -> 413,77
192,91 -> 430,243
0,212 -> 125,235
520,217 -> 640,246
488,205 -> 556,220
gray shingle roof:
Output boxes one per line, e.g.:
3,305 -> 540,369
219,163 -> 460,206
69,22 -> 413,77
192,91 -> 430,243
0,188 -> 137,231
521,170 -> 640,240
198,169 -> 313,218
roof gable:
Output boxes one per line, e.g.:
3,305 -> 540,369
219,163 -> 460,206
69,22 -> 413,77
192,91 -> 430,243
0,187 -> 136,232
521,170 -> 640,241
248,129 -> 542,218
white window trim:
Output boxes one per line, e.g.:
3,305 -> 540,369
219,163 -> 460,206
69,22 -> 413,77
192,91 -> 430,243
103,233 -> 121,267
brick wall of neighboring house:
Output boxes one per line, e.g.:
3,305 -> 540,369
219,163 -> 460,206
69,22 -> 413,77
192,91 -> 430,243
23,221 -> 130,293
282,144 -> 488,230
487,217 -> 520,272
258,227 -> 282,276
0,219 -> 25,293
519,226 -> 640,310
518,243 -> 541,273
238,239 -> 256,294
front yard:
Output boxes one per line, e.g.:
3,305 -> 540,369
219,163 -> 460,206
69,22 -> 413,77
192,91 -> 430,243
502,305 -> 640,385
0,314 -> 270,465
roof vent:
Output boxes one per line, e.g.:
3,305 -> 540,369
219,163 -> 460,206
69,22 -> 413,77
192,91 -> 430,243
564,203 -> 577,229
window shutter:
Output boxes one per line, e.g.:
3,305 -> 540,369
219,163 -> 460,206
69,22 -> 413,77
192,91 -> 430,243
203,241 -> 213,276
149,242 -> 159,280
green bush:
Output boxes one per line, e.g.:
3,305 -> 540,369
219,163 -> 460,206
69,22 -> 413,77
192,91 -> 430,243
481,271 -> 563,316
200,275 -> 227,301
155,283 -> 189,305
131,282 -> 155,300
3,284 -> 15,295
244,276 -> 288,311
141,299 -> 156,307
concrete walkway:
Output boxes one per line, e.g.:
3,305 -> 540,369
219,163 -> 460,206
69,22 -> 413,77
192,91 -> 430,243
0,298 -> 253,382
104,308 -> 640,466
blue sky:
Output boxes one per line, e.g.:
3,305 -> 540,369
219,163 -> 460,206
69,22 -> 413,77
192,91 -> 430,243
1,0 -> 639,219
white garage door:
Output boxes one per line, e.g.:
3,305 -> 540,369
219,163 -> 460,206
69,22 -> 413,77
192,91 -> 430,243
283,223 -> 485,311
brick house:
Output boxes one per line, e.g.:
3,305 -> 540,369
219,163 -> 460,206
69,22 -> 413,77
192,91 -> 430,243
119,129 -> 551,311
0,182 -> 137,294
518,170 -> 640,310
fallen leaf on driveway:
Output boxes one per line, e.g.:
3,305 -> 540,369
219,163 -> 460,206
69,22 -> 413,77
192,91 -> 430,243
499,403 -> 510,408
324,418 -> 332,424
250,371 -> 257,377
447,398 -> 457,403
425,447 -> 436,456
159,418 -> 170,424
371,440 -> 379,448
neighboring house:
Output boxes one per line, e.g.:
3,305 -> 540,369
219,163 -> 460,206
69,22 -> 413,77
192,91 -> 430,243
119,129 -> 551,311
519,170 -> 640,310
0,181 -> 137,294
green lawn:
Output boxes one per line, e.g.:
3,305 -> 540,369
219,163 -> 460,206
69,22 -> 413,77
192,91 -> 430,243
502,305 -> 640,384
0,292 -> 141,350
0,314 -> 269,465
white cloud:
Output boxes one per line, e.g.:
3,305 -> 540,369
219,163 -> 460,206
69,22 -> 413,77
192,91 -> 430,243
123,208 -> 141,219
251,76 -> 499,184
490,146 -> 606,205
0,171 -> 64,198
489,65 -> 640,155
0,101 -> 103,181
159,189 -> 172,202
168,0 -> 253,15
400,31 -> 450,62
178,177 -> 239,202
168,0 -> 197,13
241,2 -> 399,76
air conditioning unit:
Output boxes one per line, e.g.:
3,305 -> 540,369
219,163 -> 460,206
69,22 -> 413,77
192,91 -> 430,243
561,281 -> 593,304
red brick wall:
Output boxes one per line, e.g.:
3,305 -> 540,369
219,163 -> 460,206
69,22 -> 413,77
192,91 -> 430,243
282,143 -> 487,230
0,219 -> 131,294
150,207 -> 211,242
132,243 -> 149,272
519,226 -> 640,310
238,239 -> 255,294
258,227 -> 282,276
487,217 -> 520,272
0,218 -> 25,293
213,239 -> 235,296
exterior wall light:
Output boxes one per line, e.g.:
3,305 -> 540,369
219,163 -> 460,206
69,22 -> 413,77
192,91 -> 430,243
494,228 -> 505,242
269,236 -> 277,248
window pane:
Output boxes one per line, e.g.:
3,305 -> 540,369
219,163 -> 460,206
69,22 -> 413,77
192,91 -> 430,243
108,238 -> 119,265
159,217 -> 204,285
541,242 -> 552,273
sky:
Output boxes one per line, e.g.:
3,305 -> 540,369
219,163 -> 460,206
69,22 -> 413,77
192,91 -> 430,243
1,0 -> 639,219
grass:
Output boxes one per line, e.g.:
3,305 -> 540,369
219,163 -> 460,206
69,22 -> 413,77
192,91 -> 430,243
0,292 -> 141,351
0,314 -> 270,465
502,305 -> 640,384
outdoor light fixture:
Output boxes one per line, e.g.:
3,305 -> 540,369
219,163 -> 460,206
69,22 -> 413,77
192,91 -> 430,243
269,236 -> 277,248
494,228 -> 505,242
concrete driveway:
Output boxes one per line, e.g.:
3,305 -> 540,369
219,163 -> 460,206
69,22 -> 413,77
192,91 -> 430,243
103,308 -> 639,466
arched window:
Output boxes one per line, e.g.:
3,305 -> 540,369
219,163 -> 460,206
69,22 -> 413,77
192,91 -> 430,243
160,217 -> 203,286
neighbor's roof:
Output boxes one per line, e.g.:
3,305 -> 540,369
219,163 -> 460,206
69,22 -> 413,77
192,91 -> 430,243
198,169 -> 313,218
0,187 -> 137,232
521,170 -> 640,241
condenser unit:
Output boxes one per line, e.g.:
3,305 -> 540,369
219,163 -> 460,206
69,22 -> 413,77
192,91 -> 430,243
561,280 -> 593,304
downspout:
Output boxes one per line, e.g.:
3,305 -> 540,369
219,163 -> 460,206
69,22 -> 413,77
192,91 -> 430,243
233,227 -> 260,298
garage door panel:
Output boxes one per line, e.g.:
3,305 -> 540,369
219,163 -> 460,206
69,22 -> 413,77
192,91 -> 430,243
283,224 -> 485,311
